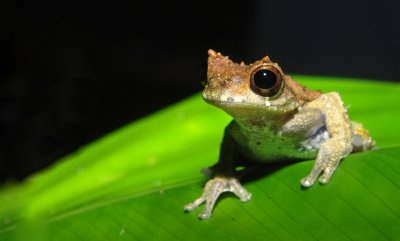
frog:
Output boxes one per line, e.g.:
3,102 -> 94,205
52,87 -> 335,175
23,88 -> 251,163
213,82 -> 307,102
184,49 -> 375,219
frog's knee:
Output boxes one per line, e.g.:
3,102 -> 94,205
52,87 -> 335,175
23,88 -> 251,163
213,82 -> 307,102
351,122 -> 375,151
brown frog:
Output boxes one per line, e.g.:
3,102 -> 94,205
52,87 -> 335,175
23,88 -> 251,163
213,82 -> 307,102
184,49 -> 375,219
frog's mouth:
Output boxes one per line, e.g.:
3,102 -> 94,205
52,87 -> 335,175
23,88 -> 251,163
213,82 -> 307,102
202,90 -> 300,116
202,91 -> 275,107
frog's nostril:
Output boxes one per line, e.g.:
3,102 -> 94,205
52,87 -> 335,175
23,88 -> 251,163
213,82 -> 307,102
200,61 -> 208,86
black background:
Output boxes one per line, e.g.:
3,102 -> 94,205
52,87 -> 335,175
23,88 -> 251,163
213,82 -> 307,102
1,1 -> 399,182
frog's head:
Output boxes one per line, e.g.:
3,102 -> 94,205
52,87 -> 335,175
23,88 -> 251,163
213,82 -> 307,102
202,49 -> 321,125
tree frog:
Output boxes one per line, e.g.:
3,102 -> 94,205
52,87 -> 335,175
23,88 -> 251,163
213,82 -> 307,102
184,49 -> 375,219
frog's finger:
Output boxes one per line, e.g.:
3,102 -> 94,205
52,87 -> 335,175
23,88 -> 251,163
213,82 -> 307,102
199,198 -> 217,220
300,166 -> 323,187
319,172 -> 333,184
229,179 -> 252,202
184,197 -> 205,212
184,177 -> 225,213
198,180 -> 226,219
319,164 -> 339,184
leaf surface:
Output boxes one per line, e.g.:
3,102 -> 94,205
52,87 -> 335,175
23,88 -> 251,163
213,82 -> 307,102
1,76 -> 399,241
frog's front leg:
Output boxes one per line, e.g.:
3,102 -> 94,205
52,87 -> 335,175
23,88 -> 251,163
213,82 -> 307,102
184,134 -> 252,219
300,92 -> 353,187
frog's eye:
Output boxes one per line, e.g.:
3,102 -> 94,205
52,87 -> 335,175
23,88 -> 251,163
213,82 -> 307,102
250,66 -> 284,98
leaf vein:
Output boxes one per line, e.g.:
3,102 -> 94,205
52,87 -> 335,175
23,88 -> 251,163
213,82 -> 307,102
274,175 -> 353,241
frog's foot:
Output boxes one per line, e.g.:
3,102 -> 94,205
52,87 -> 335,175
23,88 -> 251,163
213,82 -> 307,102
300,161 -> 340,187
184,176 -> 252,219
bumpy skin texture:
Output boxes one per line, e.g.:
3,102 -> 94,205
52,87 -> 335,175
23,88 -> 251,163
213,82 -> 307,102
184,49 -> 375,219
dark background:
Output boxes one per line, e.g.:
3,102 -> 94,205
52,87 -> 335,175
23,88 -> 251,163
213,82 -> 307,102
1,1 -> 399,182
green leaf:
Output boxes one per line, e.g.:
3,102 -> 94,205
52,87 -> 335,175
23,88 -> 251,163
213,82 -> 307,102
1,76 -> 399,241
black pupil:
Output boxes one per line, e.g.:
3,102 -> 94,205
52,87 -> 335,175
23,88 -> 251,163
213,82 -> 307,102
253,69 -> 277,89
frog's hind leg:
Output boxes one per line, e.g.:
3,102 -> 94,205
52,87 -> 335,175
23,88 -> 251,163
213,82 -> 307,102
351,121 -> 376,152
